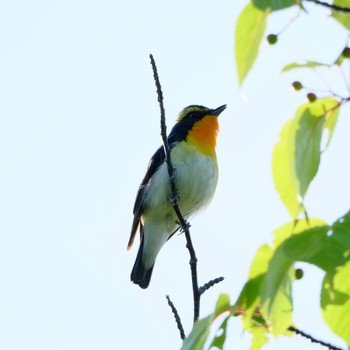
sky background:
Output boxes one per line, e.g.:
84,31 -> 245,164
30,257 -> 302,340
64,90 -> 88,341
1,0 -> 350,349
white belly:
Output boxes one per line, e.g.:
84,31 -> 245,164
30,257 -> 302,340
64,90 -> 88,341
143,141 -> 218,221
140,141 -> 218,269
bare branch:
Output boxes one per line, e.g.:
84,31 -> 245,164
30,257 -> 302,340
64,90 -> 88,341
149,54 -> 224,325
199,277 -> 225,295
149,54 -> 200,323
304,0 -> 350,12
288,326 -> 346,350
166,295 -> 186,341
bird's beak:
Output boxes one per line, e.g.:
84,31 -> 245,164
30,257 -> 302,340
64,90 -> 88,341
210,104 -> 227,117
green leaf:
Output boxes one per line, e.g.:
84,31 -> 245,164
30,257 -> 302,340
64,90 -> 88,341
235,3 -> 269,85
272,98 -> 340,218
181,316 -> 211,350
272,120 -> 300,218
234,219 -> 331,345
294,106 -> 325,197
294,99 -> 338,196
321,261 -> 350,346
250,328 -> 269,350
282,61 -> 329,72
258,220 -> 317,334
261,219 -> 328,334
233,245 -> 272,332
332,0 -> 350,30
235,0 -> 297,83
252,0 -> 297,11
214,293 -> 231,316
321,211 -> 350,345
283,211 -> 350,271
272,218 -> 328,247
282,226 -> 334,270
331,210 -> 350,257
249,244 -> 274,279
181,294 -> 231,350
323,100 -> 340,149
295,98 -> 340,192
334,44 -> 349,66
234,245 -> 272,314
234,274 -> 266,318
209,316 -> 230,350
261,245 -> 294,335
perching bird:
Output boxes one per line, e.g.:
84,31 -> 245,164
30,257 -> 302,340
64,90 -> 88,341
127,104 -> 226,289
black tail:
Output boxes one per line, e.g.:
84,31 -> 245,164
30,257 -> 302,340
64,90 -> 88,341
131,237 -> 154,289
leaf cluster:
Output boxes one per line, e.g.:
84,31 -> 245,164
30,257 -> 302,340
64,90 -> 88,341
236,0 -> 350,85
182,214 -> 350,349
183,0 -> 350,349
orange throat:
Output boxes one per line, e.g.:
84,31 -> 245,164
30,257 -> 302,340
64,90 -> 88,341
187,116 -> 219,157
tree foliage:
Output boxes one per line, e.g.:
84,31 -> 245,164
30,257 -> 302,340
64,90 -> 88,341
181,0 -> 350,348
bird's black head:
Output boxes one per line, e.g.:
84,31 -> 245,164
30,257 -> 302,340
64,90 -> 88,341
168,105 -> 226,144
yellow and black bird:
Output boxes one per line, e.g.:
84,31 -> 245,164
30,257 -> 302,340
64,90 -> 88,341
127,104 -> 226,288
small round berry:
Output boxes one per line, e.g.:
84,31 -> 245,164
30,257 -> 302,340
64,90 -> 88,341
342,47 -> 350,58
292,81 -> 303,91
267,34 -> 278,45
295,268 -> 304,280
307,92 -> 317,102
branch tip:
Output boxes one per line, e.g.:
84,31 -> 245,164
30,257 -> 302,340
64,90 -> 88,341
304,0 -> 350,12
166,295 -> 186,341
288,326 -> 346,350
199,277 -> 225,295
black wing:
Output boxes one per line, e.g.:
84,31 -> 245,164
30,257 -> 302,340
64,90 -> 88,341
127,145 -> 165,249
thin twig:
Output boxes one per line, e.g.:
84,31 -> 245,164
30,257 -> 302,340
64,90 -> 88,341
149,54 -> 178,206
150,54 -> 224,326
288,326 -> 346,350
234,309 -> 345,350
199,277 -> 225,295
304,0 -> 350,12
149,54 -> 201,323
166,295 -> 186,340
184,224 -> 201,323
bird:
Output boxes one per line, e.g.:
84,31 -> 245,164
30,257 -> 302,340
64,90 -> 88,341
127,104 -> 226,289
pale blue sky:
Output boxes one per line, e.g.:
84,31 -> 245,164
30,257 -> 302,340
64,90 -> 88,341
1,0 -> 349,349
